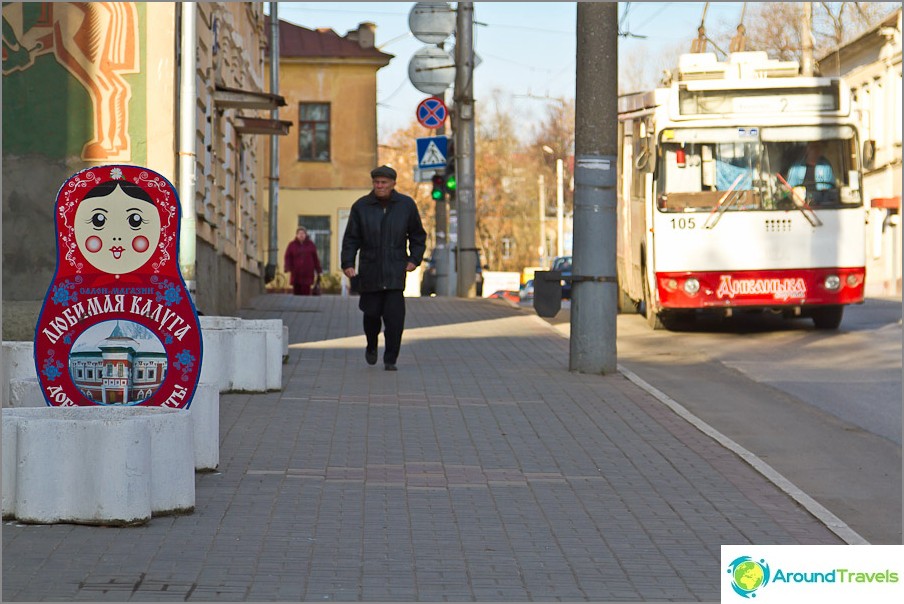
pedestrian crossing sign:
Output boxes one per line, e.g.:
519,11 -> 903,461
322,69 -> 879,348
416,136 -> 448,170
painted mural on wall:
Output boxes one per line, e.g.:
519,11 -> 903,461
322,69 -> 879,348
34,165 -> 202,409
2,2 -> 139,161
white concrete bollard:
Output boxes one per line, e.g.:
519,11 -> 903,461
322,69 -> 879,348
283,325 -> 289,362
190,382 -> 220,471
199,317 -> 283,393
2,407 -> 195,525
13,410 -> 153,525
8,378 -> 44,407
8,378 -> 219,471
145,408 -> 195,514
198,316 -> 240,392
230,321 -> 269,392
237,319 -> 283,391
2,341 -> 37,406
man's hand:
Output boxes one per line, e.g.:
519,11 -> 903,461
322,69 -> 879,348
405,262 -> 416,272
343,267 -> 357,278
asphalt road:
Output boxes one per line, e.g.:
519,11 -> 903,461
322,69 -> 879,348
534,297 -> 903,545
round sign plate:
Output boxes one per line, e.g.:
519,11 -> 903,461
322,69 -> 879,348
416,97 -> 447,129
408,46 -> 455,95
408,2 -> 455,44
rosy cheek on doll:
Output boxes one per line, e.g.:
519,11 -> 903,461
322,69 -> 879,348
85,236 -> 103,253
132,235 -> 149,253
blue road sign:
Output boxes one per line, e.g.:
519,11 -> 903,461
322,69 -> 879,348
416,136 -> 448,169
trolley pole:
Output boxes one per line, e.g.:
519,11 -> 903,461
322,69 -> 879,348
454,1 -> 477,297
571,2 -> 618,373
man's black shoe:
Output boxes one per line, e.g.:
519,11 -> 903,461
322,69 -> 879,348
365,347 -> 378,365
384,363 -> 397,371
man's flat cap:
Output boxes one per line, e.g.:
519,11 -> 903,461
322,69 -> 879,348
370,165 -> 397,180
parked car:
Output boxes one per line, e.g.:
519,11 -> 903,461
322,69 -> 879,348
421,251 -> 484,297
519,279 -> 535,302
551,255 -> 572,299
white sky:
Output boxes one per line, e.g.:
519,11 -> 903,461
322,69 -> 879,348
271,2 -> 762,137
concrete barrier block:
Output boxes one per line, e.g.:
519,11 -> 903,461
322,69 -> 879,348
8,378 -> 45,408
239,319 -> 283,391
15,413 -> 152,525
2,407 -> 195,525
231,324 -> 268,392
191,382 -> 220,471
199,316 -> 240,392
283,325 -> 289,362
145,408 -> 195,514
2,341 -> 37,406
2,416 -> 20,517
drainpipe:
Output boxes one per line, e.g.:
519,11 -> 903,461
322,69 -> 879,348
178,3 -> 197,297
265,2 -> 279,283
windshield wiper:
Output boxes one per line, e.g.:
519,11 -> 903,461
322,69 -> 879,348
775,172 -> 823,227
703,173 -> 745,229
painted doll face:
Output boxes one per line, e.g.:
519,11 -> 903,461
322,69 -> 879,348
74,183 -> 161,274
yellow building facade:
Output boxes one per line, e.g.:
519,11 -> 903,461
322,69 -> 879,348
265,19 -> 392,288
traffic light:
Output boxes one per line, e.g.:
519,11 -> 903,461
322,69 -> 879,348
444,168 -> 456,194
443,156 -> 456,198
431,174 -> 445,201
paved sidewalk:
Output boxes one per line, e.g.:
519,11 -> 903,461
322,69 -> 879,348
2,295 -> 842,602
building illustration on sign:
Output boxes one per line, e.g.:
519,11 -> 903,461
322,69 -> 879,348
34,165 -> 202,409
69,320 -> 167,404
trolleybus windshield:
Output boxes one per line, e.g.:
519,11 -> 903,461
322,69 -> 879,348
656,128 -> 862,213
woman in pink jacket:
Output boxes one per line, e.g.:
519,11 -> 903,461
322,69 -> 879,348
284,227 -> 322,295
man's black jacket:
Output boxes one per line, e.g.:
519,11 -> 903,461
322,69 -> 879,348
341,190 -> 427,293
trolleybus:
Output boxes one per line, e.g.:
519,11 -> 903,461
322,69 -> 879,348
617,51 -> 866,330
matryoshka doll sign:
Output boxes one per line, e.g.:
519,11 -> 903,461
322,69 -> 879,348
35,165 -> 202,409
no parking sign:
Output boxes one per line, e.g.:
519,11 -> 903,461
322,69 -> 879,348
416,96 -> 447,129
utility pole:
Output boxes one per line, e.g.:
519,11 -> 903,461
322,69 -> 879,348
454,1 -> 476,297
571,2 -> 617,374
801,2 -> 815,76
538,174 -> 546,265
266,2 -> 280,284
556,157 -> 565,257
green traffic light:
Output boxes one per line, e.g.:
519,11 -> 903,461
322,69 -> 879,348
445,174 -> 456,191
431,187 -> 443,201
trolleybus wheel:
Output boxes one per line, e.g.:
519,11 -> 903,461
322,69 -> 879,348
617,285 -> 638,314
810,305 -> 844,330
641,274 -> 664,330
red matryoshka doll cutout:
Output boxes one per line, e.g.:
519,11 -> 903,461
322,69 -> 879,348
34,165 -> 202,409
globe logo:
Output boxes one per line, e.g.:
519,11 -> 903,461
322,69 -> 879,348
727,556 -> 771,598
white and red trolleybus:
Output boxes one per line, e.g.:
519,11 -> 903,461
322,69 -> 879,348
616,51 -> 866,330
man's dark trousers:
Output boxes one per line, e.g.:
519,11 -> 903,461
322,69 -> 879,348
359,290 -> 406,365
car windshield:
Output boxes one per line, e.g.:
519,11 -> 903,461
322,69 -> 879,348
552,256 -> 572,271
656,128 -> 862,212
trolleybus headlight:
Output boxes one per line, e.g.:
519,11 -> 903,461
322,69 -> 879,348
664,278 -> 678,291
683,278 -> 700,295
823,275 -> 841,291
845,274 -> 861,287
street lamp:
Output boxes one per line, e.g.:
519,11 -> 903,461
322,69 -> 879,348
542,145 -> 565,258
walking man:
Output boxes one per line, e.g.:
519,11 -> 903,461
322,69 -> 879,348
341,165 -> 426,371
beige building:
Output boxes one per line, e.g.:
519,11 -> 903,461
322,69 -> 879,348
819,9 -> 902,297
265,18 -> 392,289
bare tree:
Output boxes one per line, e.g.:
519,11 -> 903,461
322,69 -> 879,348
742,2 -> 898,63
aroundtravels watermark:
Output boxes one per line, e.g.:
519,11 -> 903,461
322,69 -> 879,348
722,545 -> 903,602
